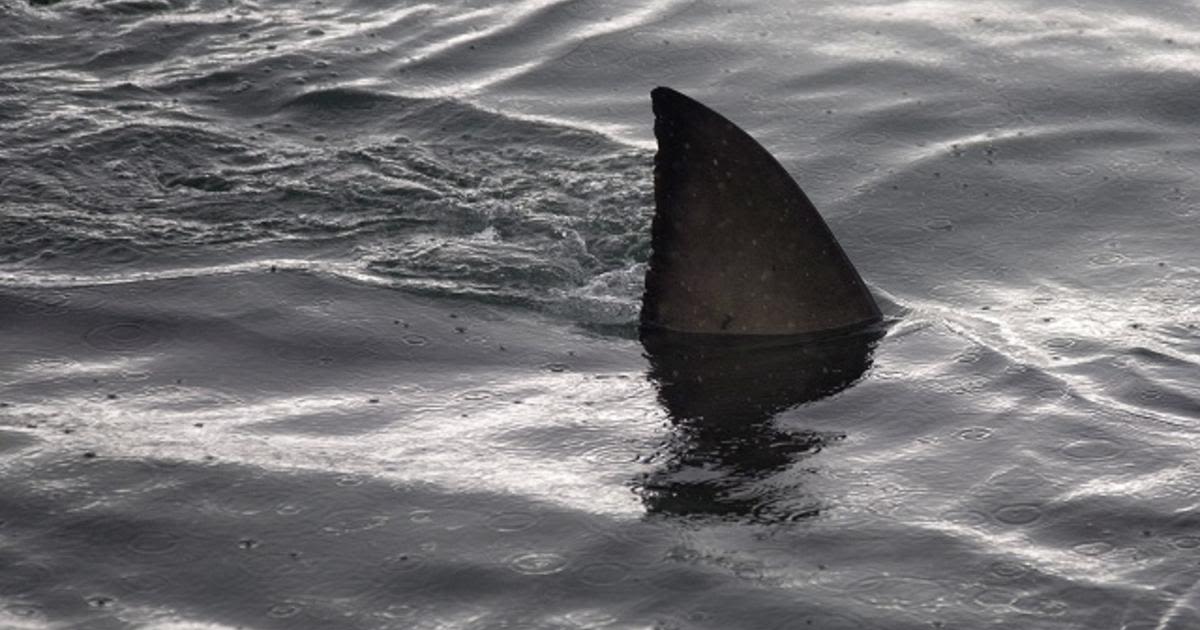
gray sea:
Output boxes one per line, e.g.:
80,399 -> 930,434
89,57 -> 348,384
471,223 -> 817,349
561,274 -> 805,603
2,0 -> 1199,628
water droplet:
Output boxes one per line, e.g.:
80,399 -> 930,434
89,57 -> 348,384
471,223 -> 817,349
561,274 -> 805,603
1058,164 -> 1095,177
86,595 -> 115,608
276,503 -> 303,516
974,588 -> 1018,606
1173,536 -> 1200,549
1036,387 -> 1067,400
384,552 -> 427,573
85,322 -> 161,352
1018,194 -> 1068,216
581,442 -> 638,465
577,561 -> 629,586
1044,337 -> 1077,350
563,610 -> 619,627
267,602 -> 302,618
988,560 -> 1030,579
924,217 -> 954,231
994,503 -> 1042,525
1088,252 -> 1127,266
957,427 -> 993,441
1061,439 -> 1123,461
1072,541 -> 1114,556
321,509 -> 387,534
5,602 -> 43,620
941,509 -> 989,526
509,552 -> 568,575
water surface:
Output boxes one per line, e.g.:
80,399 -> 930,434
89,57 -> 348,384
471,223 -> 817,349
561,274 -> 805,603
2,0 -> 1199,628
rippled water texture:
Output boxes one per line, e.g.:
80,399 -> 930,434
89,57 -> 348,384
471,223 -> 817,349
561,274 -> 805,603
2,0 -> 1200,628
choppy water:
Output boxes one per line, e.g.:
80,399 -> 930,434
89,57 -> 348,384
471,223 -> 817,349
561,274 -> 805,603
2,0 -> 1199,628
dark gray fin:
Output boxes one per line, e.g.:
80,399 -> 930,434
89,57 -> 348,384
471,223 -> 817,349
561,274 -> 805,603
641,87 -> 881,335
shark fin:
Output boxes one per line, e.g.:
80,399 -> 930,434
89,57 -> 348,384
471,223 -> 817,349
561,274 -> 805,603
641,87 -> 881,336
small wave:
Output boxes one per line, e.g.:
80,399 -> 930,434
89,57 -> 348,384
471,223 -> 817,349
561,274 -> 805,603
280,86 -> 399,113
29,0 -> 185,15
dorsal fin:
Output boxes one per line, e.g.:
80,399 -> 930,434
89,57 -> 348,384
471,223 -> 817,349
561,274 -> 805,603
640,87 -> 881,336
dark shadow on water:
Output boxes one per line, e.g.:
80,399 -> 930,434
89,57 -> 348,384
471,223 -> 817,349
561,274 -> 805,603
638,327 -> 883,523
0,454 -> 915,630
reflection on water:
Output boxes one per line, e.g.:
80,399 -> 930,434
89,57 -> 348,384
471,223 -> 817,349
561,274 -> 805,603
637,327 -> 883,522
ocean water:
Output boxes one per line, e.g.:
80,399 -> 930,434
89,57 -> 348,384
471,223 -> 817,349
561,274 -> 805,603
2,0 -> 1199,628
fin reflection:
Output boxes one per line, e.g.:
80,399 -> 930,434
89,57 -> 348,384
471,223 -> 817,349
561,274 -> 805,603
638,329 -> 881,523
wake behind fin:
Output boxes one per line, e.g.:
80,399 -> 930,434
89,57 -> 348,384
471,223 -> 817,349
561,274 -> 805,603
641,87 -> 881,336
